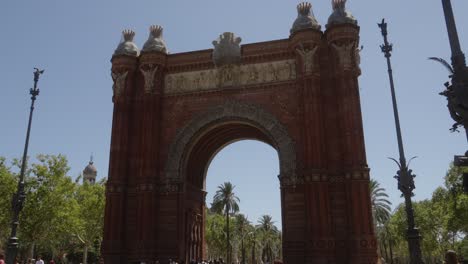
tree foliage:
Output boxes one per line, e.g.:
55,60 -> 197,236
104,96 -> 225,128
211,182 -> 240,263
0,155 -> 106,263
0,157 -> 16,249
381,163 -> 468,263
370,179 -> 392,227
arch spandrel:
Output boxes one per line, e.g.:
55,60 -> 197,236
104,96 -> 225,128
164,100 -> 298,186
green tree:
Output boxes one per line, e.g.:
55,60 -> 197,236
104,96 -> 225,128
235,214 -> 250,264
256,215 -> 279,263
206,210 -> 227,260
0,157 -> 17,249
370,179 -> 392,226
369,179 -> 392,261
211,182 -> 240,264
18,154 -> 77,259
73,179 -> 106,264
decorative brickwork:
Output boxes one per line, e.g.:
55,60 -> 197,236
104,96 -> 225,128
103,5 -> 377,263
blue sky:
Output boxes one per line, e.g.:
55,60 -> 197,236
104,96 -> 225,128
1,0 -> 468,228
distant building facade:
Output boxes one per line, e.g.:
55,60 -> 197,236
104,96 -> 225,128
83,157 -> 97,184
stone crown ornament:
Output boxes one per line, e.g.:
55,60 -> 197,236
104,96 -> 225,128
290,2 -> 321,34
142,25 -> 168,53
114,29 -> 140,57
212,32 -> 242,67
326,0 -> 357,28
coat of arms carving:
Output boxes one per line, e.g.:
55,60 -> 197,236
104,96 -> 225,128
212,32 -> 242,67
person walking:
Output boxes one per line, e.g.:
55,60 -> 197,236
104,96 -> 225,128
0,252 -> 6,264
35,256 -> 44,264
445,250 -> 459,264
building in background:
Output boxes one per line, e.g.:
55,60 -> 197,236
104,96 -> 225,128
83,156 -> 97,184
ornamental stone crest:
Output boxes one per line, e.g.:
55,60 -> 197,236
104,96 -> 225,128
140,64 -> 159,93
142,25 -> 168,53
326,0 -> 357,28
111,71 -> 128,96
114,30 -> 139,57
290,2 -> 321,34
212,32 -> 242,67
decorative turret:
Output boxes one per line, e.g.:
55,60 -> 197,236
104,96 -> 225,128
113,29 -> 140,57
326,0 -> 357,28
142,25 -> 168,53
83,156 -> 97,184
290,2 -> 321,35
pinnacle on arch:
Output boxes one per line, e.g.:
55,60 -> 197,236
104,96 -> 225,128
142,25 -> 168,53
290,2 -> 321,35
326,0 -> 357,28
113,29 -> 140,57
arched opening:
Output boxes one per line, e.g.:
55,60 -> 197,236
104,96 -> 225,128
182,121 -> 282,262
205,140 -> 281,263
163,101 -> 298,263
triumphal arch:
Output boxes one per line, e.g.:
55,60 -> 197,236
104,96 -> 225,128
103,1 -> 377,263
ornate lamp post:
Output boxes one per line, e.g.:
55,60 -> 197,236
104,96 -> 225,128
378,20 -> 425,264
6,68 -> 44,264
434,0 -> 468,193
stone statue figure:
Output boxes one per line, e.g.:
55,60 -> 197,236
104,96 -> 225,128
331,42 -> 355,70
355,44 -> 363,70
140,64 -> 159,93
296,45 -> 318,74
111,71 -> 128,96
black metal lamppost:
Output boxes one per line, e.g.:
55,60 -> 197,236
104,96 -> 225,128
6,68 -> 45,264
378,20 -> 425,264
435,0 -> 468,193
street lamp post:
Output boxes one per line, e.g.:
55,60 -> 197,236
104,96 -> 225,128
378,20 -> 425,264
6,68 -> 44,264
436,0 -> 468,193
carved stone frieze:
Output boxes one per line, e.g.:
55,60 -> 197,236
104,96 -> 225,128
136,183 -> 155,192
164,60 -> 296,94
111,70 -> 128,96
155,181 -> 181,194
106,183 -> 125,193
140,64 -> 159,94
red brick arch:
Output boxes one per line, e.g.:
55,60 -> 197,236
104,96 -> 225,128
102,23 -> 378,264
165,100 -> 298,188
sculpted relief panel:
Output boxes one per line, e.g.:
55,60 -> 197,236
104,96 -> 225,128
164,60 -> 296,94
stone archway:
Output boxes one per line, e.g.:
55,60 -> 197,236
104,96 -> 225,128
163,100 -> 297,262
103,7 -> 378,262
165,100 -> 298,186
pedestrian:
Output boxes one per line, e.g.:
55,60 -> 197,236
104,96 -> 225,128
0,252 -> 5,264
35,256 -> 45,264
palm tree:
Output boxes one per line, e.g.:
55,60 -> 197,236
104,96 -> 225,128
211,182 -> 240,264
370,179 -> 392,262
369,179 -> 392,226
256,215 -> 279,263
235,214 -> 250,264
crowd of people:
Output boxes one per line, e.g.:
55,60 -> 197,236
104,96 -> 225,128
0,251 -> 464,264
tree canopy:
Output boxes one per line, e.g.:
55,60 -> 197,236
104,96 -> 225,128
0,155 -> 106,264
